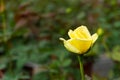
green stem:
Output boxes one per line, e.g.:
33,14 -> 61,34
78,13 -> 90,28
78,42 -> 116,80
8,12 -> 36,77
77,55 -> 85,80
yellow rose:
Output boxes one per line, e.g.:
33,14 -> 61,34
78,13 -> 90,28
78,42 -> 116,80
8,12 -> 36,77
60,25 -> 98,54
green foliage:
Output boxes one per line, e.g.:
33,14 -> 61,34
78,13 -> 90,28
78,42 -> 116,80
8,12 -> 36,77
109,46 -> 120,62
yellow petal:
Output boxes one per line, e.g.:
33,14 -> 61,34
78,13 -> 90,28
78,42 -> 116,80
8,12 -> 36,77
74,25 -> 91,39
92,33 -> 98,44
60,38 -> 92,54
68,30 -> 76,38
60,38 -> 80,53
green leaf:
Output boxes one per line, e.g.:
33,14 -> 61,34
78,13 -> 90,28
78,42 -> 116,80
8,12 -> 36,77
62,59 -> 71,67
110,46 -> 120,62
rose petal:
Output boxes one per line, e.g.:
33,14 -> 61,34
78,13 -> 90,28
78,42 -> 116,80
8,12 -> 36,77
68,30 -> 75,38
74,25 -> 91,39
60,38 -> 80,53
92,33 -> 98,44
60,38 -> 92,54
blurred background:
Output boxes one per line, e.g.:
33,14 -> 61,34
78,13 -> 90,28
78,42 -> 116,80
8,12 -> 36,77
0,0 -> 120,80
